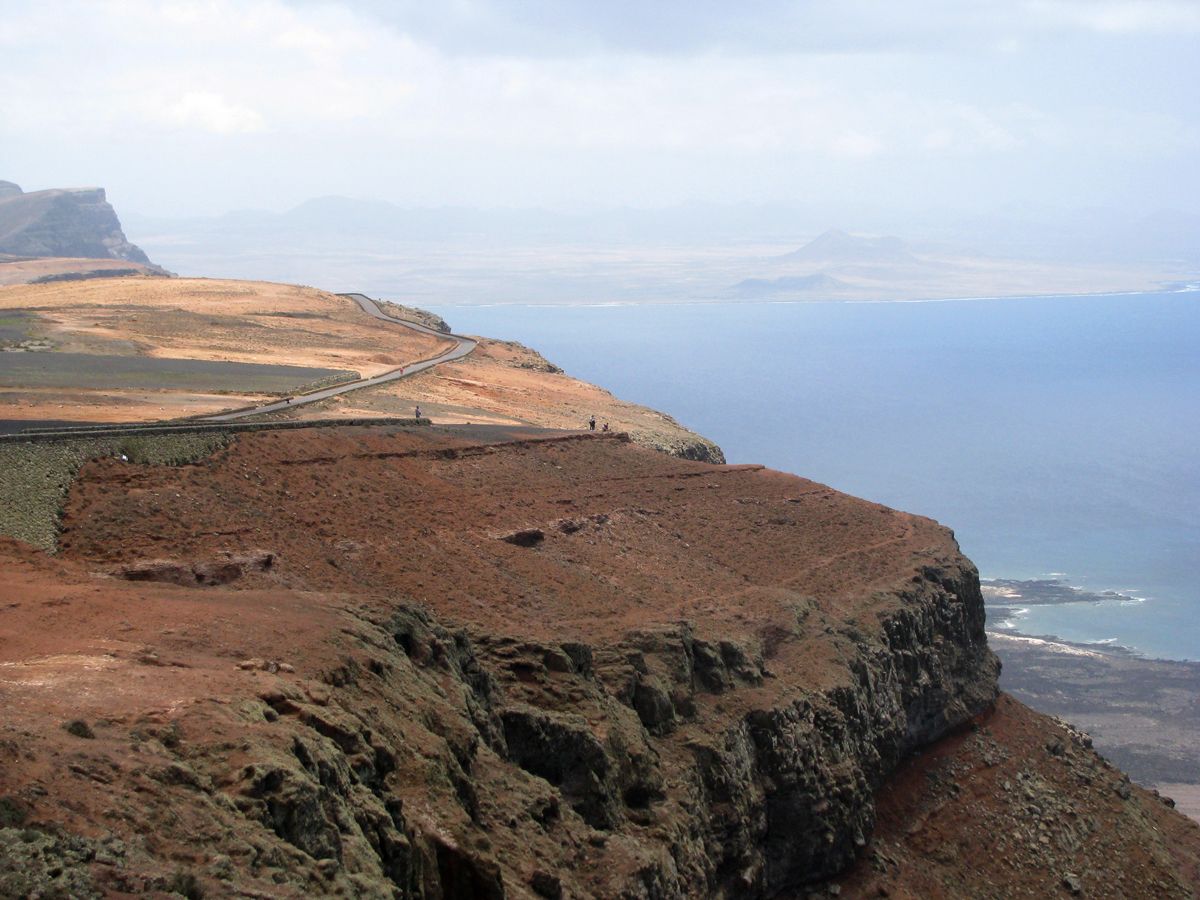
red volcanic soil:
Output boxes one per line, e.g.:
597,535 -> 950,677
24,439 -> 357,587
0,536 -> 351,731
56,425 -> 953,654
3,424 -> 1198,897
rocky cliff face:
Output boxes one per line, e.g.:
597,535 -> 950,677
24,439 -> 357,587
0,425 -> 1196,897
0,182 -> 151,263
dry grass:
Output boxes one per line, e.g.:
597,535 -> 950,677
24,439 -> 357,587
0,258 -> 160,286
0,278 -> 452,424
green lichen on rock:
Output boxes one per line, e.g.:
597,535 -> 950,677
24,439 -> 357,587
0,827 -> 102,900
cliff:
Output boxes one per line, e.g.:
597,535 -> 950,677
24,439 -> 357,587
2,424 -> 1196,897
0,181 -> 151,263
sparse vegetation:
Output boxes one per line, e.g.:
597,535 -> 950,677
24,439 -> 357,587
0,798 -> 26,828
63,720 -> 95,739
166,870 -> 205,900
0,432 -> 229,550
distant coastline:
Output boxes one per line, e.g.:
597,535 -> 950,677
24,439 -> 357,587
988,629 -> 1200,814
984,577 -> 1151,654
426,281 -> 1200,308
984,581 -> 1200,812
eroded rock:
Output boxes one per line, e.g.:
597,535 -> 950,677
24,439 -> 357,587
116,550 -> 275,587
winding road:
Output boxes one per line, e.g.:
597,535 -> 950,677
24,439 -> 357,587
197,293 -> 476,422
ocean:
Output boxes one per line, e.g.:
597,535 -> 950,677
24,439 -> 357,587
426,291 -> 1200,661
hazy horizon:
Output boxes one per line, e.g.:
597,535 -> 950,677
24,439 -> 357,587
3,0 -> 1198,230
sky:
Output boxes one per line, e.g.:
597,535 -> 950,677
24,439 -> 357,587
1,0 -> 1197,221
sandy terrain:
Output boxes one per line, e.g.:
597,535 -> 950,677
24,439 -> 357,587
0,277 -> 453,424
0,257 -> 161,287
141,232 -> 1192,307
0,386 -> 275,424
272,336 -> 724,460
750,252 -> 1187,302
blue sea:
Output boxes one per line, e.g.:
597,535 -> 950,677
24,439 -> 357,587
427,291 -> 1200,661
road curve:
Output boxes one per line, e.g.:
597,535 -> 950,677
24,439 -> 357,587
198,293 -> 476,422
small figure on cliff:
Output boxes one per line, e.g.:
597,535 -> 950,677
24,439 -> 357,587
588,416 -> 596,431
602,422 -> 609,432
284,397 -> 292,405
415,405 -> 422,419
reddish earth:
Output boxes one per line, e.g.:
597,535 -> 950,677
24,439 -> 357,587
1,425 -> 1198,897
55,425 -> 941,649
832,695 -> 1200,898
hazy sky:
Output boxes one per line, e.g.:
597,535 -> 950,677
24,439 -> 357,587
1,0 -> 1197,220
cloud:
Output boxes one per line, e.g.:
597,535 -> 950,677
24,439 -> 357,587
831,132 -> 884,159
161,91 -> 266,134
291,0 -> 1200,56
1024,0 -> 1200,34
1,0 -> 1195,215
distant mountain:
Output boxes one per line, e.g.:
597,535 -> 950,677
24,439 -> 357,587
779,229 -> 916,265
0,181 -> 151,264
732,272 -> 847,297
124,197 -> 824,249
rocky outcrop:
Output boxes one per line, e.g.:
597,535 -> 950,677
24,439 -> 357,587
5,426 -> 1197,897
379,300 -> 452,334
116,550 -> 275,586
0,182 -> 151,263
641,433 -> 726,464
26,561 -> 992,898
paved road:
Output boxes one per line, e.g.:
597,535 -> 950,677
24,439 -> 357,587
198,293 -> 476,422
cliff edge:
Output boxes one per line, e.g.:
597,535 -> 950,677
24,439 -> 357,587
0,181 -> 151,264
4,424 -> 1194,897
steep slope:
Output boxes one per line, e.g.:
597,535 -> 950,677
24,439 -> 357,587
0,182 -> 150,263
2,424 -> 1197,897
4,424 -> 996,897
834,694 -> 1200,898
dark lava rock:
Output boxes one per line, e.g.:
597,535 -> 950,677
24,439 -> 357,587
531,868 -> 563,898
500,528 -> 545,548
